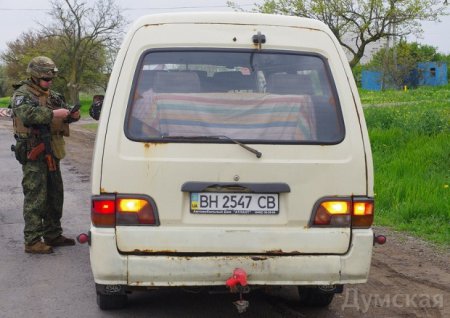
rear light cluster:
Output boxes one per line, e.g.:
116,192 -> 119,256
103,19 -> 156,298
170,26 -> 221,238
311,197 -> 374,228
91,194 -> 159,227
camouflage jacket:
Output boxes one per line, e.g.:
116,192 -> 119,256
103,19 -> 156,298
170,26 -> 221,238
11,80 -> 78,134
11,80 -> 79,159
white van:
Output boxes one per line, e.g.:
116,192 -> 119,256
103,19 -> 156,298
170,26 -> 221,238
86,12 -> 381,310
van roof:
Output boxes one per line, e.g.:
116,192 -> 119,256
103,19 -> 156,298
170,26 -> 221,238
130,11 -> 329,32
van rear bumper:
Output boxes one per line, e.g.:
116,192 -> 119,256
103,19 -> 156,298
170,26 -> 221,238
90,229 -> 373,286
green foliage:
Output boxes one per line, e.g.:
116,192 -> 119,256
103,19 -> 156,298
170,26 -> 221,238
0,32 -> 109,101
367,41 -> 446,70
352,63 -> 363,87
360,84 -> 450,105
0,0 -> 124,103
446,54 -> 450,80
0,65 -> 8,97
0,95 -> 91,118
231,0 -> 448,68
363,41 -> 448,88
362,86 -> 450,245
0,96 -> 10,107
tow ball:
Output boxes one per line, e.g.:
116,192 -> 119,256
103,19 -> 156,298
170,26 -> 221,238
226,268 -> 250,313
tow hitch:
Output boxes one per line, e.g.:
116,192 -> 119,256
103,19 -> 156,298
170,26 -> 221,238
226,268 -> 250,313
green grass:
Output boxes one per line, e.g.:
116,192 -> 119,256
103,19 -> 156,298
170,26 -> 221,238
0,96 -> 9,108
80,123 -> 99,131
360,83 -> 450,105
78,94 -> 92,117
362,87 -> 450,246
0,94 -> 92,117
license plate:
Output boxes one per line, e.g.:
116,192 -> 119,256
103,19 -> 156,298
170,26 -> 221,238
190,192 -> 279,215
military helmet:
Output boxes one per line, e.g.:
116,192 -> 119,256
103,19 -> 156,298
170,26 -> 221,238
26,56 -> 58,79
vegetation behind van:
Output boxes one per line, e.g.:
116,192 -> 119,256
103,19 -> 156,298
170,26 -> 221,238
88,12 -> 377,310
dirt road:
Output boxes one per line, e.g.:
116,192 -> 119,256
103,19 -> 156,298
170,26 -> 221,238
2,116 -> 448,317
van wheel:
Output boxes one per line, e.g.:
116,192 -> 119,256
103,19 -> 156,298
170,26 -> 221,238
97,293 -> 128,310
297,287 -> 335,307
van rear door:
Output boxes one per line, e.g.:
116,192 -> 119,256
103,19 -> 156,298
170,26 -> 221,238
100,21 -> 368,255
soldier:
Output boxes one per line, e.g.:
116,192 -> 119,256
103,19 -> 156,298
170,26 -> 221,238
11,56 -> 80,254
89,95 -> 103,120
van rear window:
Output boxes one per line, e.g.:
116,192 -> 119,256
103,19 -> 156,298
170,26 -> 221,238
125,50 -> 344,144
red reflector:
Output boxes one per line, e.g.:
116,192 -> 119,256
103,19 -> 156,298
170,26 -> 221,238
93,200 -> 115,214
314,207 -> 332,225
374,235 -> 386,245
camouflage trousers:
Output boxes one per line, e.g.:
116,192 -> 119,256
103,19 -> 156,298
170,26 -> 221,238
21,159 -> 63,245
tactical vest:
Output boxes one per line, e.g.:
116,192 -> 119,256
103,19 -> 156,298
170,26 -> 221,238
12,82 -> 70,137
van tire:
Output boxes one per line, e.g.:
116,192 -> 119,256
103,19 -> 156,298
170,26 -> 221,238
97,293 -> 128,310
297,287 -> 335,307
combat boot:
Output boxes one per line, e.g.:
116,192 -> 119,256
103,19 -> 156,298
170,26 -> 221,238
44,235 -> 76,247
25,241 -> 54,254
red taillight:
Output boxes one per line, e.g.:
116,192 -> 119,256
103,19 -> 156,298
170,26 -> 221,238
93,200 -> 115,214
91,194 -> 159,227
91,195 -> 116,227
311,197 -> 374,228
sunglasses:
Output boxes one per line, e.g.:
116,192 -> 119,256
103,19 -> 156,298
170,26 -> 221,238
40,78 -> 53,82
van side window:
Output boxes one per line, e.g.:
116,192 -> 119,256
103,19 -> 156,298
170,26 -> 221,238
126,50 -> 344,144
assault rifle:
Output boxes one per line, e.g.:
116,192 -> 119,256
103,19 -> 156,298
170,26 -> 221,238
27,125 -> 56,172
27,102 -> 80,170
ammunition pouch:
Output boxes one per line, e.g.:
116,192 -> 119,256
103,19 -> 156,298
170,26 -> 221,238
12,116 -> 31,135
51,117 -> 70,137
50,135 -> 66,159
12,136 -> 28,165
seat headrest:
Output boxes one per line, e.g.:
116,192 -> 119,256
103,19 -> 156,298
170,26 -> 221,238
267,73 -> 313,95
153,72 -> 201,93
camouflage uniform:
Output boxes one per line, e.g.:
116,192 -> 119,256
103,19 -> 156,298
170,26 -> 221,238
11,57 -> 79,247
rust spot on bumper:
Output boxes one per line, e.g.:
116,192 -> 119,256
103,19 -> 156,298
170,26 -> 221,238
266,249 -> 283,254
264,250 -> 302,255
251,256 -> 267,261
132,249 -> 178,254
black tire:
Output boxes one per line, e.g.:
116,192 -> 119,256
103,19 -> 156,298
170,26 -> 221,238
97,293 -> 128,310
297,287 -> 335,307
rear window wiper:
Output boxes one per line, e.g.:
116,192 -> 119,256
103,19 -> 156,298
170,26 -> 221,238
161,135 -> 262,158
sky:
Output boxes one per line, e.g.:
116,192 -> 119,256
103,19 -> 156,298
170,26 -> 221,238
0,0 -> 449,59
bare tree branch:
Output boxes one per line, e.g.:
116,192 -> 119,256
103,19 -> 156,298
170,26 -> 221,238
38,0 -> 126,102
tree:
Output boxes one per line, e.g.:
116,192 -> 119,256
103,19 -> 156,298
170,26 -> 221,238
365,40 -> 446,87
1,31 -> 108,99
0,65 -> 8,97
228,0 -> 448,68
1,32 -> 60,95
41,0 -> 125,103
1,0 -> 125,102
